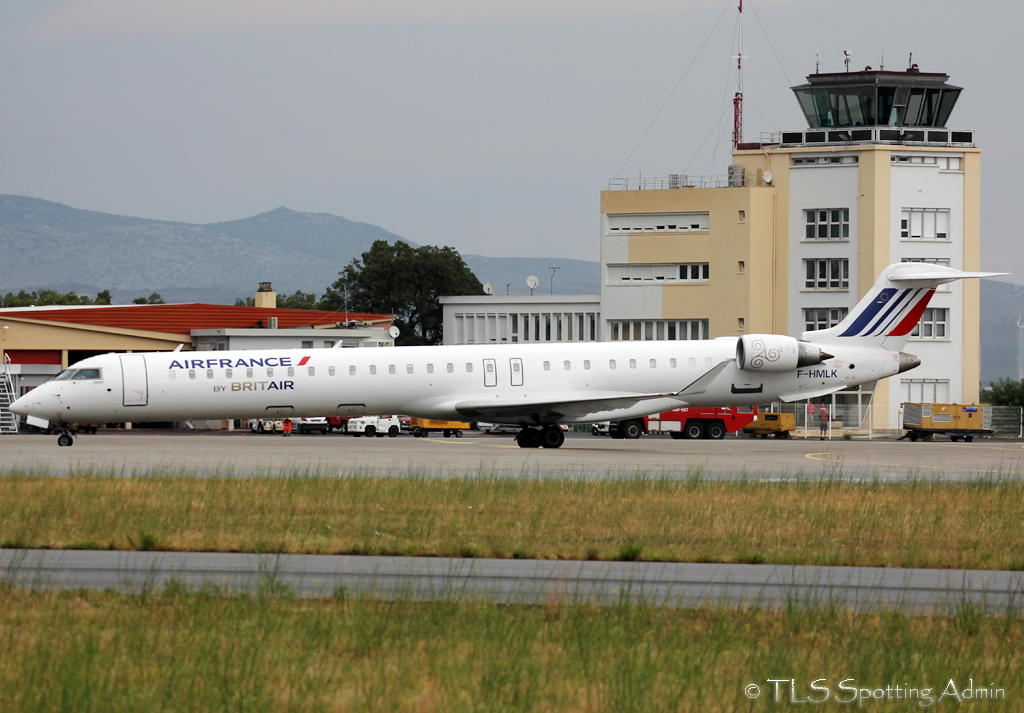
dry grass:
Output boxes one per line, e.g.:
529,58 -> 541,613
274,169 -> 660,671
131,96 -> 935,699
1,470 -> 1023,569
0,585 -> 1020,712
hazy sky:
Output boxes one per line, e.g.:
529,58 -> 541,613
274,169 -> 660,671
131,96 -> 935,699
1,0 -> 1020,274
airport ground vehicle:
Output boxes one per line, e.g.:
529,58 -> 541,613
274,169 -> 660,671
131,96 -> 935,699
902,403 -> 992,442
327,416 -> 348,433
411,417 -> 470,438
347,415 -> 402,437
602,407 -> 758,440
742,412 -> 796,438
249,418 -> 283,433
477,422 -> 520,434
296,417 -> 329,434
647,406 -> 758,440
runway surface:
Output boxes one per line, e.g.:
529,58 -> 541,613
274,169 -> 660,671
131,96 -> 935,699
3,430 -> 1024,480
2,549 -> 1021,613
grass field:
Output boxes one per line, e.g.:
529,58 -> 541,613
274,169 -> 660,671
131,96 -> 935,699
0,583 -> 1020,713
1,470 -> 1023,569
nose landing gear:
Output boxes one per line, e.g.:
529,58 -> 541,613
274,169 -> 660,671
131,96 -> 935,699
57,427 -> 75,447
515,425 -> 565,449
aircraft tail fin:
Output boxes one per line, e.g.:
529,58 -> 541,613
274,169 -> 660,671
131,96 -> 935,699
802,263 -> 1003,351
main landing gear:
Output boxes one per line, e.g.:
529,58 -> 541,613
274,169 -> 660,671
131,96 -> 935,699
515,426 -> 565,449
57,426 -> 75,447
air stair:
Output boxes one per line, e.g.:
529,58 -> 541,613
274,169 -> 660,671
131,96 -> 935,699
1,360 -> 18,435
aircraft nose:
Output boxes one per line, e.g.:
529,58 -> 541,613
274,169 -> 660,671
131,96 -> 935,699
9,393 -> 30,416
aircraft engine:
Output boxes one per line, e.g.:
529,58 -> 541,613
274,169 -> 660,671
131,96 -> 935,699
736,334 -> 832,373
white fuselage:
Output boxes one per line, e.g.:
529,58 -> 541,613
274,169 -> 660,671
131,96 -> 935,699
12,339 -> 901,426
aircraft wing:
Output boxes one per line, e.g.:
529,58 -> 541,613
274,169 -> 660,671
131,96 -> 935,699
453,361 -> 732,423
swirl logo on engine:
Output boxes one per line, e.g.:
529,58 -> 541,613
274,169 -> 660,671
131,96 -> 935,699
749,339 -> 781,369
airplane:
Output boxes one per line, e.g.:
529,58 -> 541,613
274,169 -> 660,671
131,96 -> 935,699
10,262 -> 999,449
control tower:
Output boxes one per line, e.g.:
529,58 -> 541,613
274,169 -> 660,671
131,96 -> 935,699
601,61 -> 981,430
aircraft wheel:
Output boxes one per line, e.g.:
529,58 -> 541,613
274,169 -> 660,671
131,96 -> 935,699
622,420 -> 643,440
515,428 -> 542,448
706,421 -> 726,440
57,434 -> 73,447
540,426 -> 565,449
683,421 -> 704,439
388,426 -> 399,437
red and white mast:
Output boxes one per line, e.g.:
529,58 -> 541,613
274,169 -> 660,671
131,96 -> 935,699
732,0 -> 744,150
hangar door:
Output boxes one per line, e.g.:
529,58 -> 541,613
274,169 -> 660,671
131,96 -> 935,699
120,354 -> 149,406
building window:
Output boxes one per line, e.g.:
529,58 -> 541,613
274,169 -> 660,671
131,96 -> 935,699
608,263 -> 709,284
804,307 -> 849,332
901,378 -> 950,404
737,318 -> 745,330
804,259 -> 849,290
301,341 -> 313,349
901,208 -> 950,240
805,208 -> 850,239
738,261 -> 745,273
609,319 -> 709,341
324,341 -> 335,348
607,212 -> 709,233
738,210 -> 746,222
911,308 -> 948,339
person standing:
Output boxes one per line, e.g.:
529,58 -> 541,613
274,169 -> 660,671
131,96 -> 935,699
819,404 -> 829,440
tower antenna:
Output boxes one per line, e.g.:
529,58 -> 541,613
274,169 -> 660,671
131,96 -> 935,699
731,0 -> 745,150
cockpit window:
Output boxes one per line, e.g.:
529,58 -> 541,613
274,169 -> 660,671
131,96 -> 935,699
54,368 -> 102,381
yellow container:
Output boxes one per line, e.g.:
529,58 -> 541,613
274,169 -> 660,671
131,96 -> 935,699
742,413 -> 795,438
410,418 -> 472,430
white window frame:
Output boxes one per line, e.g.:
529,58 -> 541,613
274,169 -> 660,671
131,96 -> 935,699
805,208 -> 850,240
804,259 -> 849,290
910,308 -> 948,340
803,307 -> 849,332
900,208 -> 950,241
607,212 -> 710,233
608,319 -> 709,341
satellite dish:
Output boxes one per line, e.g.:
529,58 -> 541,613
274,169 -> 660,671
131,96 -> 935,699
526,275 -> 539,289
388,326 -> 400,338
762,170 -> 773,185
483,282 -> 495,295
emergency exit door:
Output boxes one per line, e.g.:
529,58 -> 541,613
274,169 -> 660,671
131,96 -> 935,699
509,358 -> 523,387
120,354 -> 149,406
483,358 -> 497,387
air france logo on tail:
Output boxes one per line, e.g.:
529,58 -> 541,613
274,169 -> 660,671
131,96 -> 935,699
839,287 -> 935,338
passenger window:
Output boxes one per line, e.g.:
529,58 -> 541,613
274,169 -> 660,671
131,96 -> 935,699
168,371 -> 176,381
466,363 -> 473,373
328,366 -> 335,376
370,365 -> 377,375
629,359 -> 636,369
688,358 -> 696,367
670,358 -> 677,368
584,360 -> 591,370
388,365 -> 396,375
267,368 -> 274,377
226,369 -> 233,378
349,366 -> 356,376
246,368 -> 253,378
486,362 -> 494,373
188,369 -> 196,380
609,360 -> 616,369
543,361 -> 550,371
427,364 -> 434,374
207,369 -> 214,379
563,361 -> 570,370
287,367 -> 295,377
308,367 -> 315,376
447,363 -> 454,373
705,357 -> 712,366
407,364 -> 414,374
649,359 -> 656,368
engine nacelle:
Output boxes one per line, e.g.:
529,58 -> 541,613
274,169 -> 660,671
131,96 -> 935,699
736,334 -> 832,373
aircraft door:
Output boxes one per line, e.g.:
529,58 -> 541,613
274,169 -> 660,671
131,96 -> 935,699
510,358 -> 523,387
120,354 -> 148,406
483,358 -> 497,387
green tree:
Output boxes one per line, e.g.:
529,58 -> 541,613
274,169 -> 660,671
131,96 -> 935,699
234,296 -> 255,307
319,240 -> 483,345
982,377 -> 1024,407
0,289 -> 112,307
132,292 -> 165,305
277,290 -> 317,310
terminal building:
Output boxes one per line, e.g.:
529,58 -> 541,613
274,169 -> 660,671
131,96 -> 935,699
444,63 -> 980,430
